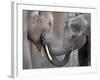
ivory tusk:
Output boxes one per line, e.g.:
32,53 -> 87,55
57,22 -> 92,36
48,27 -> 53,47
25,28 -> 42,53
45,45 -> 52,61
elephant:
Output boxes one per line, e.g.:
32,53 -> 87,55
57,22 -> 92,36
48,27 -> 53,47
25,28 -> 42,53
25,11 -> 54,68
63,13 -> 91,66
23,11 -> 88,69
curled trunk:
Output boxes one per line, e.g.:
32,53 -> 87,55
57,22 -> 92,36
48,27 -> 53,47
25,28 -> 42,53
43,44 -> 71,67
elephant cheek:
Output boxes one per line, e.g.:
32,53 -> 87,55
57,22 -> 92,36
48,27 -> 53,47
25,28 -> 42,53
76,35 -> 86,49
62,38 -> 74,53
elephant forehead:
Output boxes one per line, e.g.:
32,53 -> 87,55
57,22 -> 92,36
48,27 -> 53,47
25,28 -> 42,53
71,23 -> 84,33
68,17 -> 85,33
38,12 -> 53,24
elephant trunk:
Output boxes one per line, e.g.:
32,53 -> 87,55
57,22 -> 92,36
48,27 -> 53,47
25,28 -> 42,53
47,43 -> 70,56
40,33 -> 71,67
43,44 -> 71,67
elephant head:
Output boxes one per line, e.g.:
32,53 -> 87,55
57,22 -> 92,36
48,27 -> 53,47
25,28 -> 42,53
41,14 -> 87,66
28,11 -> 53,51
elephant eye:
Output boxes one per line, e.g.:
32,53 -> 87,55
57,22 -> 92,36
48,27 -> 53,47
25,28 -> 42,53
72,35 -> 78,40
48,22 -> 52,27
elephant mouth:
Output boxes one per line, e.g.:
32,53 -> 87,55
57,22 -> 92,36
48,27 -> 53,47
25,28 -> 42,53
40,34 -> 72,67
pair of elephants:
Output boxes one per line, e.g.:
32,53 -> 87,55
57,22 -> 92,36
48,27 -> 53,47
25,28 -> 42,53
23,11 -> 91,69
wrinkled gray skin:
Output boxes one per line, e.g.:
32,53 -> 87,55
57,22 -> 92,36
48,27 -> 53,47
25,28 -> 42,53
49,14 -> 86,56
23,11 -> 87,69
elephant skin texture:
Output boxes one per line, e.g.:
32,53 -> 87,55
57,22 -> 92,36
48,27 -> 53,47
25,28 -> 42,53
23,11 -> 90,69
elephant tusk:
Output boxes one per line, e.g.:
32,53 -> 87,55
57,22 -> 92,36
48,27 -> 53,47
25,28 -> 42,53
45,45 -> 52,61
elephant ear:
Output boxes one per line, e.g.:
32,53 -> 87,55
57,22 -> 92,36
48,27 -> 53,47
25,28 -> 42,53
29,11 -> 39,24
